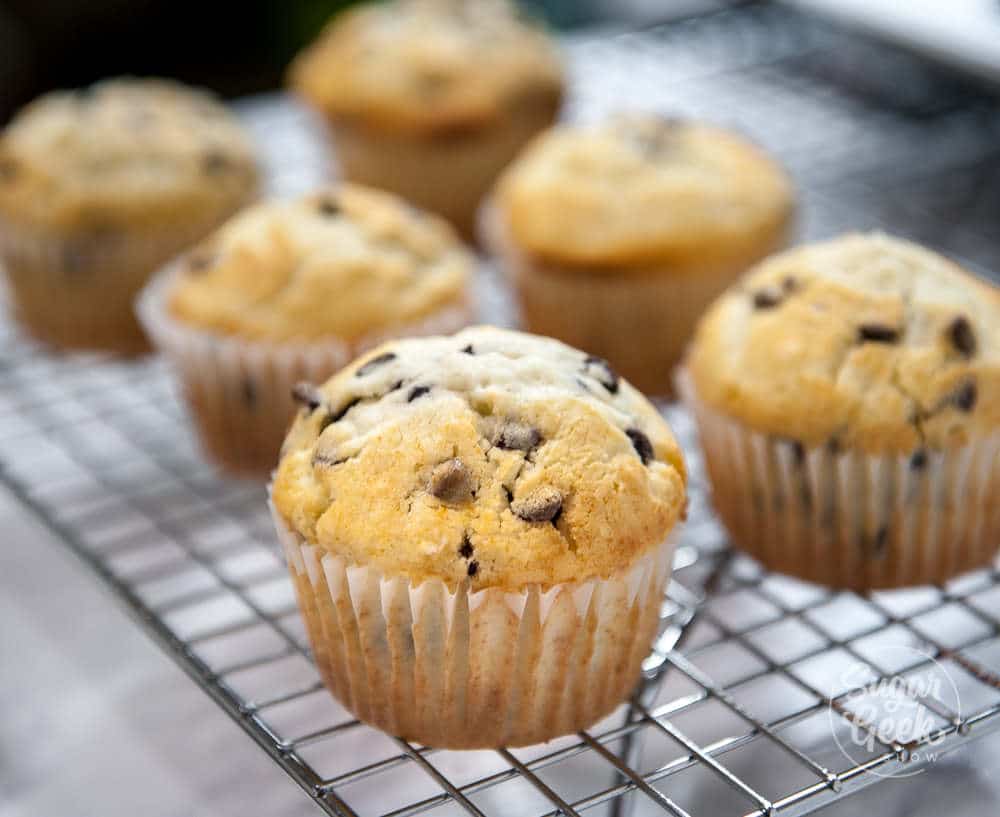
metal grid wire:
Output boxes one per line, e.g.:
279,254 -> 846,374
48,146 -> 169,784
2,6 -> 1000,816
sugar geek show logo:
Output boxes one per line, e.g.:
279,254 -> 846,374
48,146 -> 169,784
829,644 -> 961,778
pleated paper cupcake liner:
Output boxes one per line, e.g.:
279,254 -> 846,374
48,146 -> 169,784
324,98 -> 558,240
272,506 -> 675,749
0,210 -> 246,354
479,203 -> 787,397
678,370 -> 1000,590
137,264 -> 471,477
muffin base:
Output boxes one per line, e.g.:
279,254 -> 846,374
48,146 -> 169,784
679,371 -> 1000,590
481,206 -> 788,397
138,266 -> 471,477
326,98 -> 559,239
0,213 -> 245,355
274,509 -> 674,749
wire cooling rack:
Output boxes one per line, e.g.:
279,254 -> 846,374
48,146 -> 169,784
2,6 -> 1000,817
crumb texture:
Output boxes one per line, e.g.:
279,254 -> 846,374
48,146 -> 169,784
272,327 -> 687,591
495,114 -> 793,268
289,0 -> 564,132
168,185 -> 472,341
0,78 -> 258,230
687,232 -> 1000,453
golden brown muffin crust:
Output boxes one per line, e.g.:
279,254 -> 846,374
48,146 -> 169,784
687,233 -> 1000,454
494,114 -> 794,269
272,327 -> 687,592
167,185 -> 473,342
0,78 -> 258,231
289,0 -> 564,134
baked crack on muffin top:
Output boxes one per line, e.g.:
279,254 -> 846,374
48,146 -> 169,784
272,327 -> 687,592
0,78 -> 257,231
168,185 -> 472,342
688,232 -> 1000,454
289,0 -> 564,133
494,113 -> 793,268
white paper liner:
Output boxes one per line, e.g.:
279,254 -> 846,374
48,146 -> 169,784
272,506 -> 675,748
137,262 -> 471,476
0,214 -> 235,353
678,369 -> 1000,590
478,202 -> 788,397
325,99 -> 559,239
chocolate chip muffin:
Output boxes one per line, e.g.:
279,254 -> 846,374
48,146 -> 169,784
271,326 -> 687,748
483,113 -> 794,395
138,184 -> 473,476
0,78 -> 258,353
289,0 -> 563,237
681,232 -> 1000,590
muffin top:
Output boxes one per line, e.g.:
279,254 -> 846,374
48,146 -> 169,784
494,114 -> 793,268
272,327 -> 686,592
289,0 -> 563,133
0,78 -> 257,231
687,233 -> 1000,454
167,185 -> 473,343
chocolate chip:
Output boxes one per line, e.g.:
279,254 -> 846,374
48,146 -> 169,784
492,421 -> 541,452
584,355 -> 619,395
202,150 -> 230,174
458,535 -> 474,559
909,449 -> 927,470
467,560 -> 479,577
328,396 -> 361,424
752,288 -> 783,309
782,276 -> 799,293
407,385 -> 431,402
0,158 -> 17,182
241,377 -> 256,408
292,382 -> 323,412
461,344 -> 474,355
187,251 -> 215,274
355,352 -> 396,377
317,196 -> 340,217
952,380 -> 977,412
511,486 -> 563,523
387,379 -> 404,394
428,459 -> 474,505
626,428 -> 654,465
826,436 -> 842,455
858,324 -> 900,344
947,316 -> 976,358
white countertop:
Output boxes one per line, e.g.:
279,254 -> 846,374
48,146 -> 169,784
0,490 -> 315,817
2,487 -> 998,817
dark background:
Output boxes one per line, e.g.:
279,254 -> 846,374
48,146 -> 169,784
11,0 -> 995,127
0,0 -> 359,121
0,0 -> 646,122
